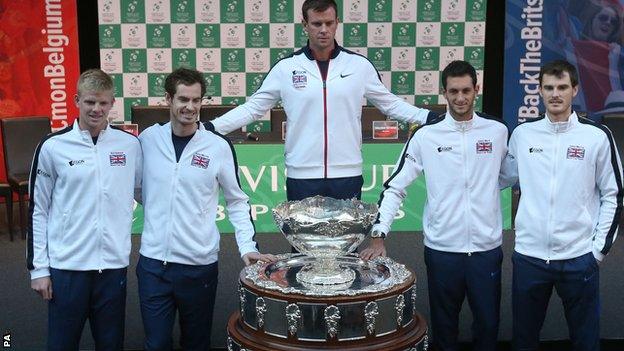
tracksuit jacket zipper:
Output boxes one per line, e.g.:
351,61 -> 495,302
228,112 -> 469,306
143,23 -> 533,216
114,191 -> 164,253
318,61 -> 329,178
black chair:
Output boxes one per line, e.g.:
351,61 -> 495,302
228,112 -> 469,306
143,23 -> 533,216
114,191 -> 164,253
0,183 -> 14,240
602,114 -> 624,161
1,116 -> 52,239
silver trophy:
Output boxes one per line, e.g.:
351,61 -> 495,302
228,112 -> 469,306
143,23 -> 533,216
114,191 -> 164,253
272,196 -> 377,286
229,196 -> 428,349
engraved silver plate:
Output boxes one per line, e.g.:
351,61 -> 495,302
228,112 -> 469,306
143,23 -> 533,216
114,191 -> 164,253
395,294 -> 405,326
238,285 -> 246,319
324,305 -> 341,339
244,253 -> 412,296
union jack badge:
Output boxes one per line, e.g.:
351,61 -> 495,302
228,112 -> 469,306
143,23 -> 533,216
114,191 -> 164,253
567,145 -> 585,160
109,152 -> 126,166
191,153 -> 210,169
292,70 -> 307,89
476,140 -> 492,154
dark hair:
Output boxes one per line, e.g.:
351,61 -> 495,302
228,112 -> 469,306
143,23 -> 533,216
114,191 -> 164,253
165,67 -> 206,97
539,60 -> 579,87
581,4 -> 621,43
302,0 -> 338,22
441,60 -> 477,90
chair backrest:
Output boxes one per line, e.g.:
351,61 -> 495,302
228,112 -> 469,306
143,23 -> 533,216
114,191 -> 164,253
131,106 -> 169,134
602,114 -> 624,161
1,116 -> 52,177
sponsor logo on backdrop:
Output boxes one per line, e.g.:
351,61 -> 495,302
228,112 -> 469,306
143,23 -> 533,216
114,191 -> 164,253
223,73 -> 245,96
172,48 -> 196,68
466,0 -> 486,21
101,49 -> 122,73
110,74 -> 124,97
221,49 -> 244,72
203,73 -> 222,97
147,49 -> 171,72
221,0 -> 244,23
442,0 -> 464,22
465,22 -> 486,46
294,23 -> 308,48
441,23 -> 464,46
122,49 -> 147,72
197,48 -> 220,72
246,49 -> 269,72
271,24 -> 293,47
124,74 -> 147,97
121,0 -> 145,23
391,72 -> 415,95
197,0 -> 218,23
345,0 -> 366,22
148,73 -> 167,97
246,73 -> 265,96
246,0 -> 269,23
417,23 -> 440,46
123,98 -> 148,120
392,23 -> 415,46
368,47 -> 391,71
270,48 -> 293,65
391,48 -> 415,71
271,0 -> 292,23
172,24 -> 195,48
418,0 -> 441,22
196,24 -> 219,47
246,24 -> 269,48
369,0 -> 392,22
440,47 -> 462,68
122,24 -> 145,48
146,0 -> 168,22
344,24 -> 367,47
100,25 -> 121,48
172,0 -> 194,23
415,71 -> 438,95
465,47 -> 484,69
147,24 -> 170,48
394,0 -> 416,22
99,0 -> 119,23
416,47 -> 440,71
369,23 -> 391,47
222,24 -> 244,48
416,95 -> 437,105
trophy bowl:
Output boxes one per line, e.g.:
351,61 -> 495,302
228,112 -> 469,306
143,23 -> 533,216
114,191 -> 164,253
272,196 -> 378,286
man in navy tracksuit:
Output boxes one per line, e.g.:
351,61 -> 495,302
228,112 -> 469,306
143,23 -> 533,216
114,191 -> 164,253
137,67 -> 276,351
28,69 -> 142,350
361,61 -> 509,350
502,60 -> 623,350
209,0 -> 435,201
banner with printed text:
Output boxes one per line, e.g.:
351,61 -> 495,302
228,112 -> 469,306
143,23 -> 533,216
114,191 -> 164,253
131,144 -> 513,234
503,0 -> 624,128
0,0 -> 80,181
98,0 -> 488,131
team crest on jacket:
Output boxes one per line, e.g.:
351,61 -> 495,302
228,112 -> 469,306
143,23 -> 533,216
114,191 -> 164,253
566,145 -> 585,160
109,152 -> 126,166
476,140 -> 493,154
191,153 -> 210,169
292,70 -> 307,88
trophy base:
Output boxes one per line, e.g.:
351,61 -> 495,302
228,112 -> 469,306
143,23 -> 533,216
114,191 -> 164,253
296,261 -> 356,287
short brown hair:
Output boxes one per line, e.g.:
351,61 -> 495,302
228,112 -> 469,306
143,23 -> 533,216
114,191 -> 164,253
164,67 -> 206,97
539,60 -> 579,87
302,0 -> 338,22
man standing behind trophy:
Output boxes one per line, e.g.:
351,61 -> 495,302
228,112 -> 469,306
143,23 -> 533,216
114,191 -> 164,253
502,60 -> 623,351
137,67 -> 276,350
28,69 -> 142,350
361,61 -> 509,351
208,0 -> 436,201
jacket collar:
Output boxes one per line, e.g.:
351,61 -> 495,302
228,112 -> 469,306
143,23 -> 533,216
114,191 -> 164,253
544,111 -> 577,133
73,119 -> 110,142
444,112 -> 476,132
302,40 -> 342,61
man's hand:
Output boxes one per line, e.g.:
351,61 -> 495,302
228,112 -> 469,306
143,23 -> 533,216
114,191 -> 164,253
243,252 -> 278,266
31,277 -> 53,300
360,238 -> 387,261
